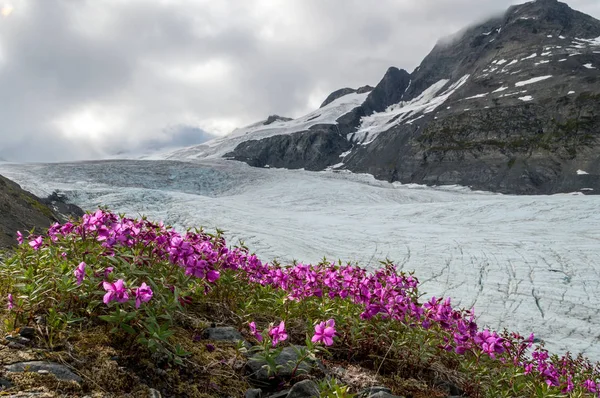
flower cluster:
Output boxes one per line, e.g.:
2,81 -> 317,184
10,210 -> 600,395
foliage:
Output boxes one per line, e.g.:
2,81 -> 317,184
1,209 -> 600,397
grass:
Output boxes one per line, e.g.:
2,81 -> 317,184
0,211 -> 598,397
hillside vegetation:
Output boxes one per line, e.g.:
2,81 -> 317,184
0,210 -> 599,397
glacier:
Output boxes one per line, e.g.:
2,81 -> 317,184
0,158 -> 599,360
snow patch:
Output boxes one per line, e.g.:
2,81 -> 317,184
493,86 -> 509,93
160,91 -> 369,161
518,95 -> 533,102
568,91 -> 575,95
464,93 -> 489,100
521,53 -> 537,61
583,63 -> 596,69
577,169 -> 589,175
515,75 -> 552,87
352,75 -> 470,145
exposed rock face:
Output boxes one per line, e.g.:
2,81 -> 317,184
264,115 -> 293,125
226,125 -> 351,171
344,0 -> 600,194
178,0 -> 600,194
320,88 -> 358,108
0,175 -> 83,249
361,67 -> 411,114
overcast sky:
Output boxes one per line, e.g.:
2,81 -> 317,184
0,0 -> 599,161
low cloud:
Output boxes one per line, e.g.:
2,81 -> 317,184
0,0 -> 598,161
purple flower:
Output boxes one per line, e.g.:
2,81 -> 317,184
102,279 -> 129,305
584,379 -> 597,393
311,319 -> 336,346
268,321 -> 288,347
16,231 -> 23,245
249,321 -> 263,342
28,236 -> 43,251
74,262 -> 86,285
206,343 -> 216,352
133,282 -> 153,308
7,294 -> 14,310
104,267 -> 114,277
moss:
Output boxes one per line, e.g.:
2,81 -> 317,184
20,193 -> 55,219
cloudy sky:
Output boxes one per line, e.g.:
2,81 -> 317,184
0,0 -> 599,161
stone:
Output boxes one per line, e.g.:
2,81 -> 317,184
244,388 -> 263,398
246,346 -> 316,385
18,327 -> 36,340
5,336 -> 31,346
202,326 -> 251,350
367,393 -> 405,398
358,386 -> 392,397
203,326 -> 244,342
267,390 -> 290,398
286,380 -> 319,397
148,388 -> 162,398
0,377 -> 13,389
5,361 -> 82,384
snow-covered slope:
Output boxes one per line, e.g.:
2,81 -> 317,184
1,159 -> 599,361
155,91 -> 369,161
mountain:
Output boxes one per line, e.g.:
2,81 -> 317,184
162,0 -> 600,195
0,174 -> 83,249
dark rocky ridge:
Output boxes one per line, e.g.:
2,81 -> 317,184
0,174 -> 83,250
224,0 -> 600,194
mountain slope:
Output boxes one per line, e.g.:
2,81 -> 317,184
0,174 -> 83,249
163,0 -> 600,194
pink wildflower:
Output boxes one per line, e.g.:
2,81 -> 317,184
134,282 -> 153,308
268,321 -> 288,347
74,262 -> 86,285
248,321 -> 263,342
102,279 -> 129,304
311,319 -> 336,346
7,294 -> 14,310
28,236 -> 43,251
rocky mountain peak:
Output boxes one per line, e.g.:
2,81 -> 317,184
167,0 -> 600,195
362,67 -> 411,114
264,115 -> 292,125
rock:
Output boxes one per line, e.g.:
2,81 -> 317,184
148,388 -> 162,398
320,88 -> 358,108
367,393 -> 405,398
246,346 -> 317,385
5,361 -> 82,384
202,326 -> 251,350
5,335 -> 31,346
264,115 -> 293,125
358,386 -> 392,397
356,85 -> 375,94
361,67 -> 411,115
286,380 -> 319,397
245,388 -> 263,398
434,380 -> 463,396
203,326 -> 243,342
6,342 -> 27,350
267,390 -> 290,398
0,377 -> 13,389
18,327 -> 36,340
226,126 -> 352,172
0,174 -> 61,250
